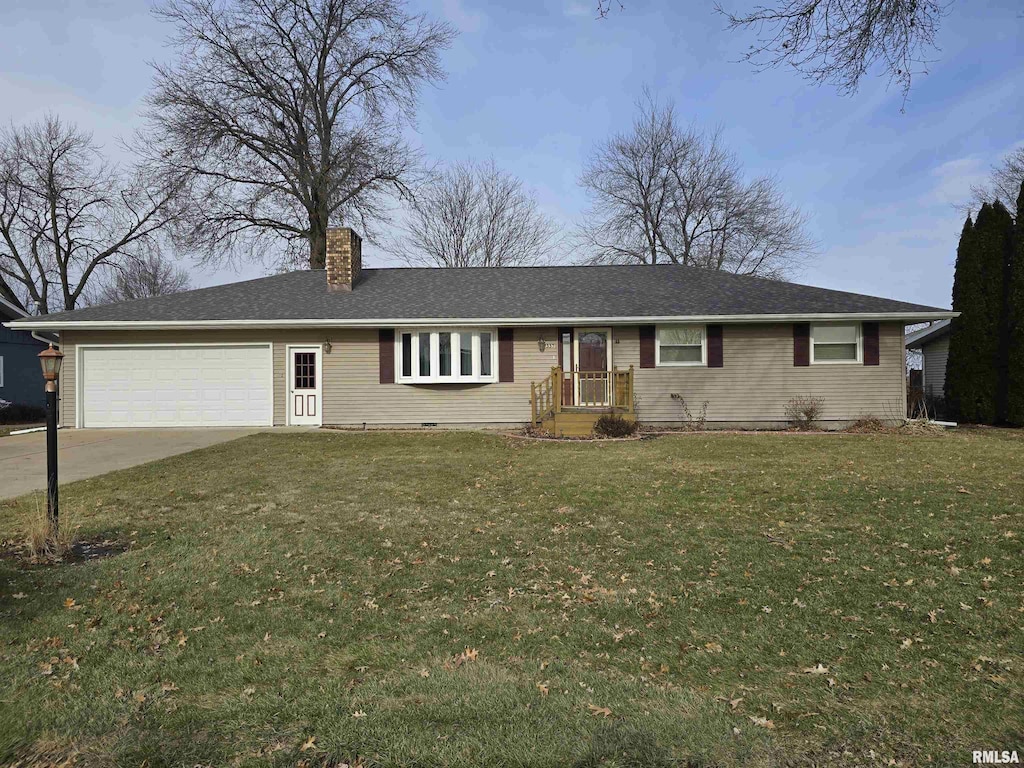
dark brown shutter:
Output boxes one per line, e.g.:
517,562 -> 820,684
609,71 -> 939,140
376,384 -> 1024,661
378,328 -> 395,383
639,325 -> 656,368
707,324 -> 723,367
793,323 -> 810,366
863,322 -> 880,366
498,328 -> 514,382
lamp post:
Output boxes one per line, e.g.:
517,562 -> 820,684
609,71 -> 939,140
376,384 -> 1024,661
38,344 -> 64,537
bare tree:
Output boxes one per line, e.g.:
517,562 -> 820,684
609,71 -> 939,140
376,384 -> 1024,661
0,115 -> 182,314
145,0 -> 455,271
390,160 -> 559,268
89,252 -> 192,305
578,93 -> 814,278
971,146 -> 1024,218
596,0 -> 623,18
716,0 -> 950,104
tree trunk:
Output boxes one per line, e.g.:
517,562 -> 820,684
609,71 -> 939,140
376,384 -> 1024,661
308,210 -> 328,270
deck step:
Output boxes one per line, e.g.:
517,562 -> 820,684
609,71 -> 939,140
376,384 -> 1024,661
540,411 -> 636,437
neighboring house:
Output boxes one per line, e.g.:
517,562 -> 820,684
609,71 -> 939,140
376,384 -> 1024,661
905,320 -> 951,400
6,228 -> 954,431
0,296 -> 51,409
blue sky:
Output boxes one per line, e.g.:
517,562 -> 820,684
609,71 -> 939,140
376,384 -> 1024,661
1,0 -> 1021,309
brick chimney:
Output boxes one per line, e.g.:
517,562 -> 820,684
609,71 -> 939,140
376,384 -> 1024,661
325,226 -> 362,291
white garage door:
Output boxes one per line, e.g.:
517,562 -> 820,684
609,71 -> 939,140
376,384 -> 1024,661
80,345 -> 273,428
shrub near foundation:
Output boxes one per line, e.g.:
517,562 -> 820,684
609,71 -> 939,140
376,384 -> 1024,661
593,414 -> 638,437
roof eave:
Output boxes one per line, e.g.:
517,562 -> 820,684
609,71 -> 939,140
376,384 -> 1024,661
905,318 -> 953,348
7,310 -> 959,331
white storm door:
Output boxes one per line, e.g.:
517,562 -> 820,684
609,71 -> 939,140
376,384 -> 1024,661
288,346 -> 322,426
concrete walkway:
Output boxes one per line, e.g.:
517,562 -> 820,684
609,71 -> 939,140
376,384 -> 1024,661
0,428 -> 263,500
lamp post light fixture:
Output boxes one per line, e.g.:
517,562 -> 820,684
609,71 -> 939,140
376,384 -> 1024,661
38,344 -> 64,536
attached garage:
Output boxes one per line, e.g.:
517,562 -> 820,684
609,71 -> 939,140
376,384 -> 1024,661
78,344 -> 273,428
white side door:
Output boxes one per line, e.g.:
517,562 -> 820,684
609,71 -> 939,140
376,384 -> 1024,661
287,345 -> 322,426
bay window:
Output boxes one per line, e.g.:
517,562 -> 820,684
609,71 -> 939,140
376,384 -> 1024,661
400,333 -> 413,378
419,333 -> 431,376
479,332 -> 492,377
397,329 -> 499,383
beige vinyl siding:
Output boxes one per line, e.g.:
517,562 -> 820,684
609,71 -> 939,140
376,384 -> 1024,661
62,330 -> 319,428
321,327 -> 557,425
921,337 -> 949,398
615,323 -> 907,424
60,327 -> 559,428
59,323 -> 905,428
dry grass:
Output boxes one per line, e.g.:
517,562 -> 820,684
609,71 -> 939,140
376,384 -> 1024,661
1,430 -> 1022,766
21,495 -> 80,561
845,417 -> 948,435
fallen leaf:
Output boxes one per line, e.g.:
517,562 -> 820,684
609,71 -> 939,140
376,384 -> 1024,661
729,697 -> 743,710
299,736 -> 316,752
537,682 -> 549,696
587,704 -> 612,718
802,664 -> 829,675
12,593 -> 26,599
161,681 -> 179,693
749,716 -> 775,729
352,710 -> 367,718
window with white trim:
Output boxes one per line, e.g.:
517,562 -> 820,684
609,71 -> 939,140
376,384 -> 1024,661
397,329 -> 498,383
811,323 -> 861,363
656,325 -> 706,366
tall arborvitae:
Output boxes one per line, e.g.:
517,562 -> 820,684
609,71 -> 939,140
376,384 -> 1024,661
946,216 -> 981,420
987,200 -> 1016,422
1008,182 -> 1024,427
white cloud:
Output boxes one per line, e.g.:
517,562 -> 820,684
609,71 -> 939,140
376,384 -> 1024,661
563,1 -> 593,17
927,155 -> 989,207
441,0 -> 485,33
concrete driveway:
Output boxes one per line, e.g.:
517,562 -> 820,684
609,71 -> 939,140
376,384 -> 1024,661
0,428 -> 263,500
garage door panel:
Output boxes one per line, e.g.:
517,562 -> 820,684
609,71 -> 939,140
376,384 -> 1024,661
81,345 -> 273,428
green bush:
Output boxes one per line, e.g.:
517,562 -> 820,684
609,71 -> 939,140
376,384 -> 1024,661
593,414 -> 638,437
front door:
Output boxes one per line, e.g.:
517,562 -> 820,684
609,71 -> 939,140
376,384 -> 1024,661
288,346 -> 322,426
575,328 -> 610,406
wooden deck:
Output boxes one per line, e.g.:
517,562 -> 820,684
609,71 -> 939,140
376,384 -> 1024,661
531,366 -> 635,436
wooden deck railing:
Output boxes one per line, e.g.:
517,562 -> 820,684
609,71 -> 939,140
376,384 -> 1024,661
531,365 -> 634,424
530,368 -> 559,424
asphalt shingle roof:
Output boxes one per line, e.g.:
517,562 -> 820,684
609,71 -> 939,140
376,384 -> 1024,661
11,265 -> 949,325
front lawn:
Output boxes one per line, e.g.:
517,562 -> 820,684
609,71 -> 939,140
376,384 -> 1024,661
1,431 -> 1021,766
